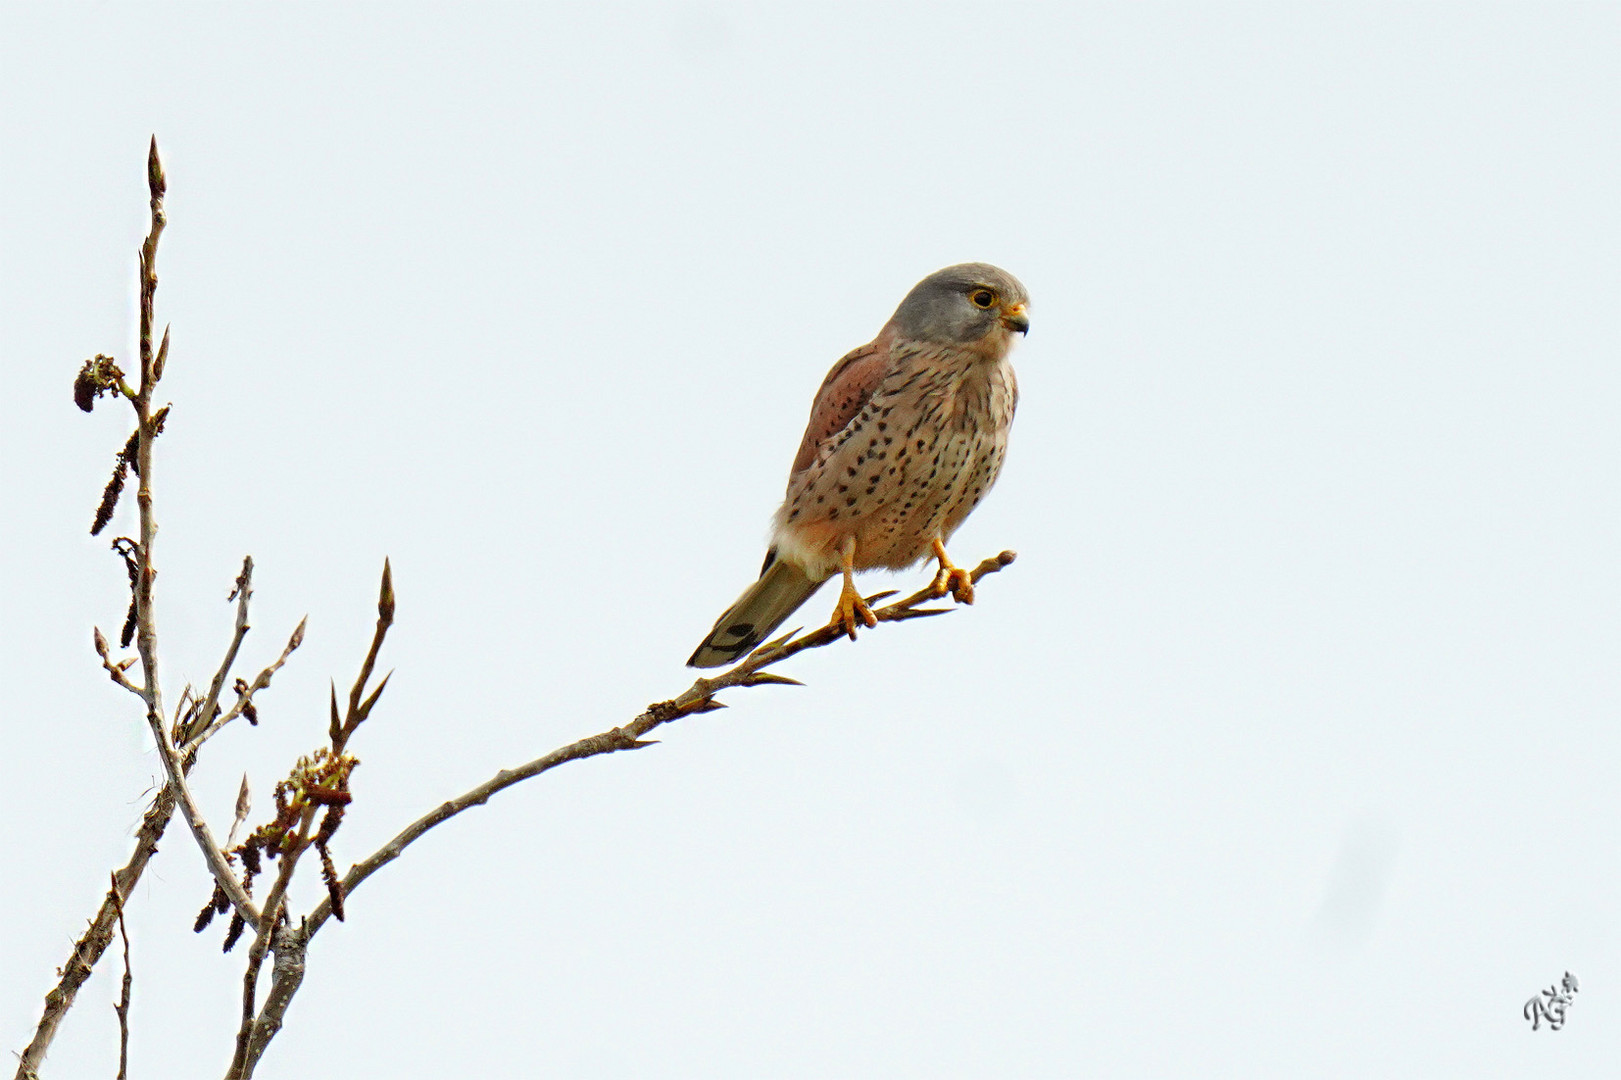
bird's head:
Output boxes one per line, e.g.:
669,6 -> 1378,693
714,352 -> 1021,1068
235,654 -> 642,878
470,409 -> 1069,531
889,262 -> 1029,356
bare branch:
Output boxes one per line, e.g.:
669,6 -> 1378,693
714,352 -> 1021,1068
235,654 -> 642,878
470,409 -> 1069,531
335,559 -> 394,752
183,616 -> 306,755
111,138 -> 261,939
229,550 -> 1015,1074
93,626 -> 146,699
187,556 -> 256,745
155,725 -> 264,932
13,787 -> 176,1080
308,549 -> 1018,933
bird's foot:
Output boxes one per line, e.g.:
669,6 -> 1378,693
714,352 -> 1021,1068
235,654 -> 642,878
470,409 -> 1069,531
829,577 -> 877,641
928,540 -> 975,604
932,566 -> 975,605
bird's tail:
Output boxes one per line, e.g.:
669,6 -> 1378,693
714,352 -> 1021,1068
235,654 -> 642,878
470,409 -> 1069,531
687,554 -> 827,668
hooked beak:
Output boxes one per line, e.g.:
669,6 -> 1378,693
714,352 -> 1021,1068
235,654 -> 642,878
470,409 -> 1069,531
1000,302 -> 1029,335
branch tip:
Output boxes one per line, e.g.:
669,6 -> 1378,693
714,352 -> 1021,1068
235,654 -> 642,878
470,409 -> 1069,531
147,135 -> 165,199
228,555 -> 253,601
378,558 -> 395,624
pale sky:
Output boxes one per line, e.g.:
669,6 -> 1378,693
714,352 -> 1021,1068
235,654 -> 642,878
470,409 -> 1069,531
2,4 -> 1617,1078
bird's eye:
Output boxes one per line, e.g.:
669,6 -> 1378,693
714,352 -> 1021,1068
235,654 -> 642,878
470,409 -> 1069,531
970,289 -> 996,308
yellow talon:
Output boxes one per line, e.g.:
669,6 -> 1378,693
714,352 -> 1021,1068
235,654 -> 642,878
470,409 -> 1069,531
929,538 -> 975,604
828,535 -> 877,640
830,577 -> 877,640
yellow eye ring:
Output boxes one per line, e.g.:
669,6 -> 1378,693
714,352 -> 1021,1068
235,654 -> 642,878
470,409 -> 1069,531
970,289 -> 996,309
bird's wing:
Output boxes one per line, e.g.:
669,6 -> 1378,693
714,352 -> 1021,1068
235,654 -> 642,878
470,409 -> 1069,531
789,337 -> 891,476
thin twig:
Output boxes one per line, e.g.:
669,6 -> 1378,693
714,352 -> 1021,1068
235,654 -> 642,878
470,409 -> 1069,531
318,549 -> 1013,931
187,556 -> 255,744
12,788 -> 175,1080
93,626 -> 147,699
322,549 -> 1010,926
335,558 -> 394,753
230,937 -> 266,1080
231,551 -> 1017,1076
183,617 -> 306,756
110,874 -> 132,1080
156,729 -> 264,932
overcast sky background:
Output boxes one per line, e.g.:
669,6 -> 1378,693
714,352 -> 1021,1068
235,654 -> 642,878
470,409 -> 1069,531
2,4 -> 1616,1078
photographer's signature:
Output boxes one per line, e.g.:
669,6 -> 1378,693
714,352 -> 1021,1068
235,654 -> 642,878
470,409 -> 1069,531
1523,972 -> 1579,1031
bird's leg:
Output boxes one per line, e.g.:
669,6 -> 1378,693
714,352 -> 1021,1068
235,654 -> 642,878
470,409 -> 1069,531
829,537 -> 877,641
929,537 -> 975,604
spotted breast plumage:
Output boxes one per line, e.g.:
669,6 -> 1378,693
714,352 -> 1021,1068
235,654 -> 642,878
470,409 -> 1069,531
688,262 -> 1028,669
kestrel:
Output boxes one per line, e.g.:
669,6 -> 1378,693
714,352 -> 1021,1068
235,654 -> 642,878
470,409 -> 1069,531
688,262 -> 1028,668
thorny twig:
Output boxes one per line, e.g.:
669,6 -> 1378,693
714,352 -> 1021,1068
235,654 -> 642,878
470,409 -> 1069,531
323,550 -> 1016,925
235,550 -> 1017,1075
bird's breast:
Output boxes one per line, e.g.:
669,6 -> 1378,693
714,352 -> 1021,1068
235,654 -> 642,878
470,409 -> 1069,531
773,348 -> 1015,577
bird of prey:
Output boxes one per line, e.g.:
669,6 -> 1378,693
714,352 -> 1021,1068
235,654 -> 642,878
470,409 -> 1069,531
688,262 -> 1028,669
